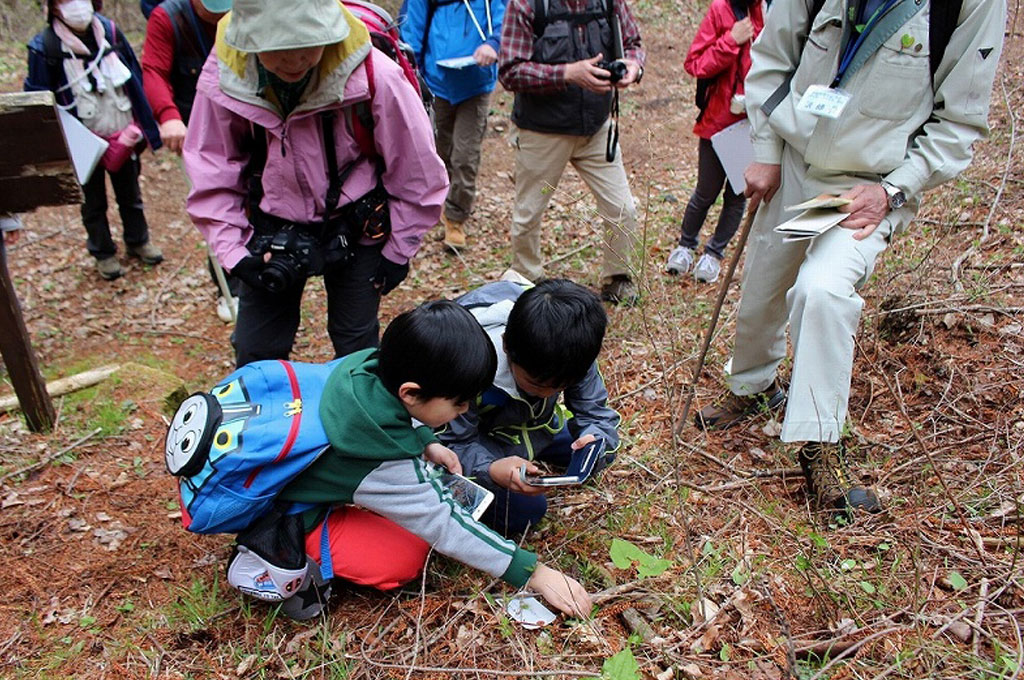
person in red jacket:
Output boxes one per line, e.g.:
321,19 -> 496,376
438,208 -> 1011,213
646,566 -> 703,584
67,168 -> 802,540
142,0 -> 236,320
665,0 -> 763,283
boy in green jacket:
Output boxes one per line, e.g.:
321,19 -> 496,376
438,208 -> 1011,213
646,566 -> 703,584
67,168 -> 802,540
277,300 -> 592,619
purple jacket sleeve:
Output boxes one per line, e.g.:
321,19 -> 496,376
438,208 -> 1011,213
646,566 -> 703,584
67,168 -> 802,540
369,56 -> 448,265
183,66 -> 255,271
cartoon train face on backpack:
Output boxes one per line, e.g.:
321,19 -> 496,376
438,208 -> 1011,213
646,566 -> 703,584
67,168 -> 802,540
165,393 -> 222,477
165,380 -> 263,479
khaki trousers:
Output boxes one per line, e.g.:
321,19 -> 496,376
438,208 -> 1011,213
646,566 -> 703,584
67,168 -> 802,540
510,120 -> 638,281
726,144 -> 912,443
435,92 -> 491,223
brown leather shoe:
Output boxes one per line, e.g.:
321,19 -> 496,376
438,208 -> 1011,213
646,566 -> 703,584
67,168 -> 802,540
798,441 -> 881,519
695,380 -> 785,430
442,215 -> 466,250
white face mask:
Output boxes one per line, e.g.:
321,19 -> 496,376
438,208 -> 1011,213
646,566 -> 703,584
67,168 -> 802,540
58,0 -> 95,31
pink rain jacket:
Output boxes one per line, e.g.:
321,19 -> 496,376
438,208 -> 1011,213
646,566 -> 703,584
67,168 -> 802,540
184,9 -> 447,270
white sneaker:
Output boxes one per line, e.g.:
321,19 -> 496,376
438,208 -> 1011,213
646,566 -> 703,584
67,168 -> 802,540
665,246 -> 695,275
217,295 -> 239,324
693,253 -> 722,283
500,268 -> 533,285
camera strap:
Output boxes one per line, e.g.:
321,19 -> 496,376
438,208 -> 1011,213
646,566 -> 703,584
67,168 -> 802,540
605,89 -> 619,162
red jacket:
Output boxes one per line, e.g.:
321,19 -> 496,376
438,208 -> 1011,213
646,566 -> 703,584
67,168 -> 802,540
685,0 -> 763,139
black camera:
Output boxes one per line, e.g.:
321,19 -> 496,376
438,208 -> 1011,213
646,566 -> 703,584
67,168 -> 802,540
596,59 -> 628,83
251,225 -> 326,293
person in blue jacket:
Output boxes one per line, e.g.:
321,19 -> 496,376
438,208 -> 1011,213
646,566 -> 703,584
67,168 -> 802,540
401,0 -> 506,251
26,0 -> 163,281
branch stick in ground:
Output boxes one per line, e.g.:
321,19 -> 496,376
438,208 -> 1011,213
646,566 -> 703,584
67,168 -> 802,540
973,577 -> 990,657
673,200 -> 758,437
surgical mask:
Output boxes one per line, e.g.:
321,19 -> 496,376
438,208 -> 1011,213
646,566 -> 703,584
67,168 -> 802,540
58,0 -> 94,31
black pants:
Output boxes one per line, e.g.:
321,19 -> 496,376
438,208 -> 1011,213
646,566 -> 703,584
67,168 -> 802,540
678,138 -> 746,260
232,243 -> 384,367
81,156 -> 150,259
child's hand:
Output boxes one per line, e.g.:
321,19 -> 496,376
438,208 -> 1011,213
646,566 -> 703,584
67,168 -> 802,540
423,443 -> 462,475
489,456 -> 546,495
571,433 -> 597,450
528,563 -> 593,618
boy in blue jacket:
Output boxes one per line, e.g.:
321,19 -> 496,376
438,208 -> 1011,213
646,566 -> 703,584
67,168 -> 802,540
439,279 -> 621,536
400,0 -> 506,250
25,0 -> 163,281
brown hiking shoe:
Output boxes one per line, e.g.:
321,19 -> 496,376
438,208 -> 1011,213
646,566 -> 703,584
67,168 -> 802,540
127,242 -> 164,265
798,441 -> 881,518
442,215 -> 466,250
695,380 -> 785,430
96,256 -> 123,281
600,275 -> 639,306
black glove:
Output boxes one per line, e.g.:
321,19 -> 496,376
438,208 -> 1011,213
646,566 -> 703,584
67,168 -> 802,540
372,257 -> 409,296
231,255 -> 267,291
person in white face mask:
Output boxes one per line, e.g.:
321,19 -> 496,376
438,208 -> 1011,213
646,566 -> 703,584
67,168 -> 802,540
24,0 -> 164,282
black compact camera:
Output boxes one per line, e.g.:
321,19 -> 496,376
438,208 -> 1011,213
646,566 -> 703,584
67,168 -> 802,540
596,59 -> 628,83
250,225 -> 327,293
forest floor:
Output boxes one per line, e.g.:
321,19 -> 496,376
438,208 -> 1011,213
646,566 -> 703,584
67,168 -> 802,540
0,1 -> 1022,678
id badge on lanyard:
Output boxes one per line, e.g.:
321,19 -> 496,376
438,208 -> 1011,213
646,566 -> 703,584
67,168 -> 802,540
796,84 -> 851,119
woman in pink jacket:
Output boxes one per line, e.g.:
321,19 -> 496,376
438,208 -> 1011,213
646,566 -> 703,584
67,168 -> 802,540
184,0 -> 448,367
665,0 -> 763,283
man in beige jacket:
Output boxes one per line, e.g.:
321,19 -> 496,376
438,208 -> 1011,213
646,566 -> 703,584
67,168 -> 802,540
698,0 -> 1005,518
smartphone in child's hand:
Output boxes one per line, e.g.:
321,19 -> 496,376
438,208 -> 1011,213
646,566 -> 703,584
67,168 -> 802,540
426,463 -> 495,520
519,438 -> 606,487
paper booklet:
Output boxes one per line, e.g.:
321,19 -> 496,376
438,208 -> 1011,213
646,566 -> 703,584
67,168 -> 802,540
436,55 -> 479,69
57,107 -> 108,185
709,119 -> 754,194
773,195 -> 852,242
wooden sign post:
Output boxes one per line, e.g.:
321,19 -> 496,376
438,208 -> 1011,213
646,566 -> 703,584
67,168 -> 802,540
0,91 -> 84,432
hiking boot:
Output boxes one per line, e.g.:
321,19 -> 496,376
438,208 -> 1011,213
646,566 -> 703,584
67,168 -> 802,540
695,380 -> 785,430
127,242 -> 164,265
441,215 -> 466,250
96,256 -> 123,281
798,441 -> 882,518
693,253 -> 722,283
665,245 -> 695,275
601,275 -> 639,306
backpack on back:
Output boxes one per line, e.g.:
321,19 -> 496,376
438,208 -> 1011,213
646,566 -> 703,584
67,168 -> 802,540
165,358 -> 343,535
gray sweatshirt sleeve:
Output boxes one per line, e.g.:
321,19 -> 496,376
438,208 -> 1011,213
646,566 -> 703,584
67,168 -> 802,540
564,362 -> 621,453
352,457 -> 536,587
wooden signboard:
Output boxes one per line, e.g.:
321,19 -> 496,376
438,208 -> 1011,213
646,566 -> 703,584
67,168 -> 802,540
0,90 -> 83,432
0,91 -> 82,213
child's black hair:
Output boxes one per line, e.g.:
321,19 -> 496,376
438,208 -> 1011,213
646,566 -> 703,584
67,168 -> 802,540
377,300 -> 497,403
504,279 -> 607,388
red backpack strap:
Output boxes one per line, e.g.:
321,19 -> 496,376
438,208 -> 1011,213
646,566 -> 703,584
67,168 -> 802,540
349,50 -> 377,160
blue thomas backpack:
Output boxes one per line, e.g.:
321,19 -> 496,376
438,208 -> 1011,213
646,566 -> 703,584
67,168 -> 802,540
164,358 -> 342,534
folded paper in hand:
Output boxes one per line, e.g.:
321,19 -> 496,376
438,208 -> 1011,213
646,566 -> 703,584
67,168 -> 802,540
773,195 -> 852,242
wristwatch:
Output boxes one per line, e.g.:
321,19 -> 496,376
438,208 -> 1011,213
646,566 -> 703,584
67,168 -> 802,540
880,180 -> 906,210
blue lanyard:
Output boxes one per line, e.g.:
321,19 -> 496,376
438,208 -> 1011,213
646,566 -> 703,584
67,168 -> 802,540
833,0 -> 900,85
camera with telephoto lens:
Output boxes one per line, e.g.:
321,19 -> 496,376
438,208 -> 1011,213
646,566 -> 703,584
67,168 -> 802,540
253,225 -> 326,293
596,59 -> 628,83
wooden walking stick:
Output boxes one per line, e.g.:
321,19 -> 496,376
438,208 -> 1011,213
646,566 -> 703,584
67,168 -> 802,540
673,198 -> 761,437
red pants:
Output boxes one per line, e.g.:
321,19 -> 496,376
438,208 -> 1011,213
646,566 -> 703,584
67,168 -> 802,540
304,506 -> 430,590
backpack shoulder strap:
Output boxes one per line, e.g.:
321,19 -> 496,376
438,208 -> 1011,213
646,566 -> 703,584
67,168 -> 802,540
928,0 -> 963,77
533,0 -> 548,36
759,0 -> 826,118
41,25 -> 64,87
350,50 -> 377,160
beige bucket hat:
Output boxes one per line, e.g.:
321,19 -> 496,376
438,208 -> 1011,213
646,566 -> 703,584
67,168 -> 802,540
224,0 -> 350,53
